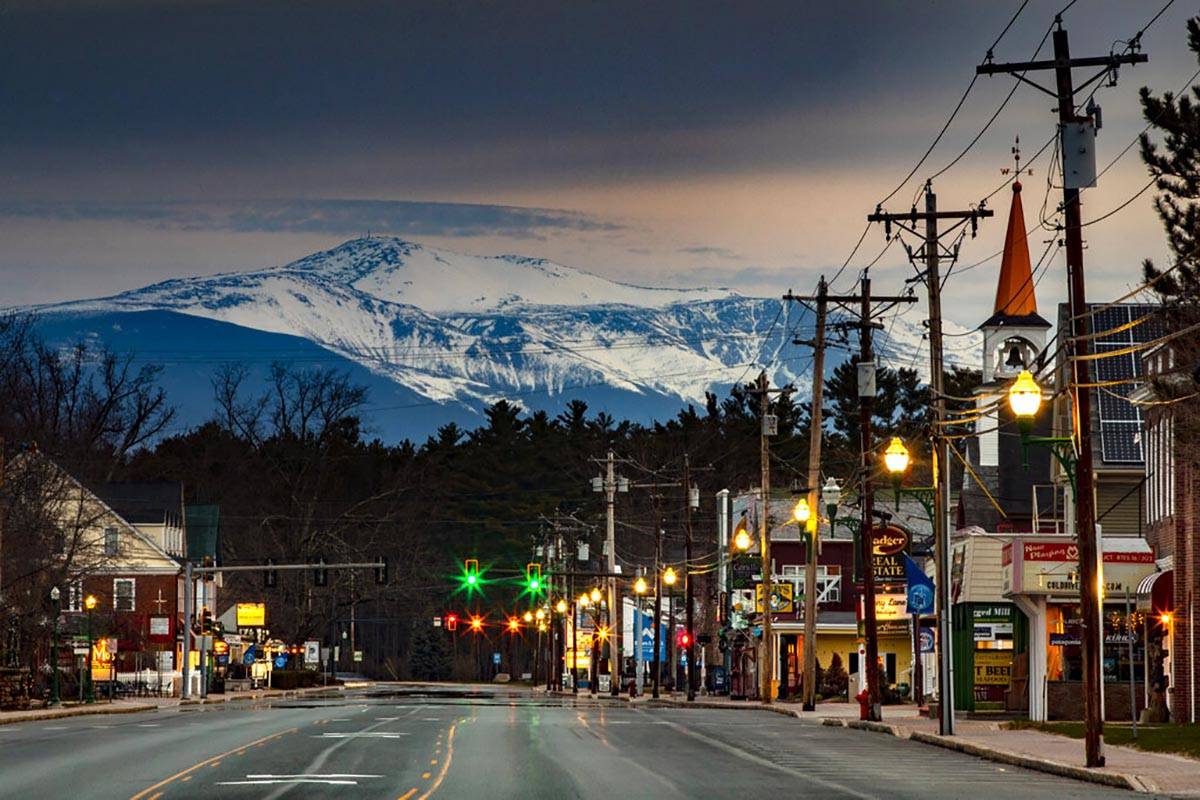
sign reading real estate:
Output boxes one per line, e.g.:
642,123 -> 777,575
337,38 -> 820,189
236,602 -> 267,627
856,525 -> 911,587
1002,538 -> 1155,597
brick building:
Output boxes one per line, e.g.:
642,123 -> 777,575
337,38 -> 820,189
1135,340 -> 1200,723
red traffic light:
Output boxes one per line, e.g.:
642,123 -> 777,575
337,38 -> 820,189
678,630 -> 692,647
446,613 -> 459,632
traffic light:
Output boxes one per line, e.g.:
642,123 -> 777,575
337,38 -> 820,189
314,557 -> 328,587
264,558 -> 277,588
524,562 -> 543,595
469,615 -> 484,633
461,558 -> 481,594
507,617 -> 520,633
375,556 -> 388,585
446,613 -> 459,632
199,607 -> 213,634
678,629 -> 692,648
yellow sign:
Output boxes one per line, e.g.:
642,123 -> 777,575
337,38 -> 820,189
974,651 -> 1013,686
755,582 -> 795,614
566,631 -> 593,669
875,593 -> 907,621
90,637 -> 117,680
236,603 -> 267,627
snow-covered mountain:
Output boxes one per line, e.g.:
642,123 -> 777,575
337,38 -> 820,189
27,238 -> 981,440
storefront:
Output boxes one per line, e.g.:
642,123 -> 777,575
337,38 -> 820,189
952,603 -> 1025,712
1002,536 -> 1157,721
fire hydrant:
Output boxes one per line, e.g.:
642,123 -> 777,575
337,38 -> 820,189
855,688 -> 870,720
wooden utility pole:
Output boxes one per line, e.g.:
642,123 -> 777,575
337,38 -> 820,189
749,371 -> 777,703
683,453 -> 697,701
788,279 -> 828,712
977,19 -> 1147,767
857,277 -> 883,721
652,517 -> 663,699
868,184 -> 992,735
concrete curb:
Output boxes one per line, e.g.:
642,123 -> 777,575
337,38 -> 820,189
845,719 -> 908,738
178,684 -> 343,706
0,703 -> 154,726
908,731 -> 1143,793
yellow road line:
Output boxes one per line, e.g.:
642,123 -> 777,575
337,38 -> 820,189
147,793 -> 162,800
421,772 -> 432,779
397,789 -> 417,800
415,723 -> 457,800
128,727 -> 297,800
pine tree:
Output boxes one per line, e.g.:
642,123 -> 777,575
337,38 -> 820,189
409,624 -> 452,681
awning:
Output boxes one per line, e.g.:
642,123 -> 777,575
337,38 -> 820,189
1136,569 -> 1173,612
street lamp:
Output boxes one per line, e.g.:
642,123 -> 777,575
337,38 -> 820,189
1007,368 -> 1043,430
822,477 -> 842,524
535,608 -> 546,622
589,587 -> 602,604
84,594 -> 97,704
662,567 -> 677,587
884,437 -> 910,475
48,586 -> 61,707
578,593 -> 590,608
555,599 -> 568,615
633,576 -> 648,595
733,526 -> 752,552
792,498 -> 811,524
523,611 -> 534,623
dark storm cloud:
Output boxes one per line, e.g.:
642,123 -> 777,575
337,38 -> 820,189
0,198 -> 618,237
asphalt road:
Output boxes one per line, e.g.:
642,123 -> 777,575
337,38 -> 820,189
0,685 -> 1149,799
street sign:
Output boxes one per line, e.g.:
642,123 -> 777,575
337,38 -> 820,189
919,628 -> 935,653
353,650 -> 363,662
243,646 -> 257,666
274,654 -> 288,669
492,652 -> 501,665
303,640 -> 319,667
236,603 -> 266,627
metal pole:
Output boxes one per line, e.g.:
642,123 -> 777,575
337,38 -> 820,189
1127,588 -> 1137,739
50,593 -> 61,707
571,571 -> 578,696
718,490 -> 732,679
84,607 -> 95,704
181,560 -> 192,699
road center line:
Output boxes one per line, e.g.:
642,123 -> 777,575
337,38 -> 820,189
128,727 -> 298,800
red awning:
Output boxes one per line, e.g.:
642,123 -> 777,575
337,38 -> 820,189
1136,569 -> 1173,612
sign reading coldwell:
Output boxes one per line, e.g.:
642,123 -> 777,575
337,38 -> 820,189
1002,538 -> 1155,598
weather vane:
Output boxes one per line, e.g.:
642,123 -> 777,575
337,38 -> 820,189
1001,136 -> 1033,179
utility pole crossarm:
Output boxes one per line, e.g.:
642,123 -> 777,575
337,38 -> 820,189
867,209 -> 994,222
976,52 -> 1146,76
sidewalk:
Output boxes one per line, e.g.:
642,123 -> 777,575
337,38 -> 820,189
0,683 -> 342,726
825,714 -> 1200,797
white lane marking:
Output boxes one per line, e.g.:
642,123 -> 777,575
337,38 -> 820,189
422,717 -> 441,721
136,723 -> 160,727
314,732 -> 410,739
375,716 -> 400,721
44,726 -> 68,730
247,774 -> 383,779
218,779 -> 359,785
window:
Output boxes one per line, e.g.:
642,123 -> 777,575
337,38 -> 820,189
66,582 -> 83,612
103,527 -> 119,557
776,565 -> 841,604
114,578 -> 135,612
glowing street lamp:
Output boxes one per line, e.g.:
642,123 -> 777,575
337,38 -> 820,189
733,527 -> 752,552
535,608 -> 546,622
523,611 -> 534,623
589,587 -> 602,604
1007,368 -> 1043,428
578,593 -> 590,608
883,437 -> 910,475
555,599 -> 568,614
48,586 -> 61,707
84,594 -> 97,704
633,576 -> 648,595
792,498 -> 811,524
662,567 -> 678,587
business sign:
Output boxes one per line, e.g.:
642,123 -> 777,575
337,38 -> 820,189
974,651 -> 1012,686
918,627 -> 935,653
754,582 -> 794,614
303,639 -> 320,668
1002,538 -> 1155,597
148,615 -> 172,642
731,555 -> 758,590
90,637 -> 117,681
635,610 -> 666,660
274,654 -> 288,669
236,603 -> 267,627
1050,632 -> 1139,647
872,525 -> 910,556
874,592 -> 907,621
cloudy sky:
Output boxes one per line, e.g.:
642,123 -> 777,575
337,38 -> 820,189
2,0 -> 1196,327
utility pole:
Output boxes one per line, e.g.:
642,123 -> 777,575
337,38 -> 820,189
977,18 -> 1146,767
858,277 -> 883,721
749,371 -> 776,703
652,518 -> 663,699
868,184 -> 992,735
591,452 -> 628,695
683,453 -> 697,702
796,278 -> 828,712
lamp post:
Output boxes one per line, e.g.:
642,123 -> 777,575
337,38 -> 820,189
84,594 -> 97,704
633,571 -> 648,696
48,586 -> 61,707
1008,369 -> 1102,761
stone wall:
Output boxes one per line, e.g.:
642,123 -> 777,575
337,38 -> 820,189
1047,680 -> 1146,722
0,668 -> 32,711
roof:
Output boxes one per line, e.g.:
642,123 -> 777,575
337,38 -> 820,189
992,181 -> 1042,321
93,481 -> 183,524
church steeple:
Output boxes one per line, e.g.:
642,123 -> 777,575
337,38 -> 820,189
993,179 -> 1039,319
980,140 -> 1050,380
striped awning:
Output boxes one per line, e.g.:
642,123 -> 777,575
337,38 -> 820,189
1137,570 -> 1167,596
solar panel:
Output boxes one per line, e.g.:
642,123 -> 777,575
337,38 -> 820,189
1087,304 -> 1158,464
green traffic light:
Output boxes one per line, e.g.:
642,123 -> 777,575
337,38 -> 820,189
467,574 -> 478,586
529,578 -> 540,591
